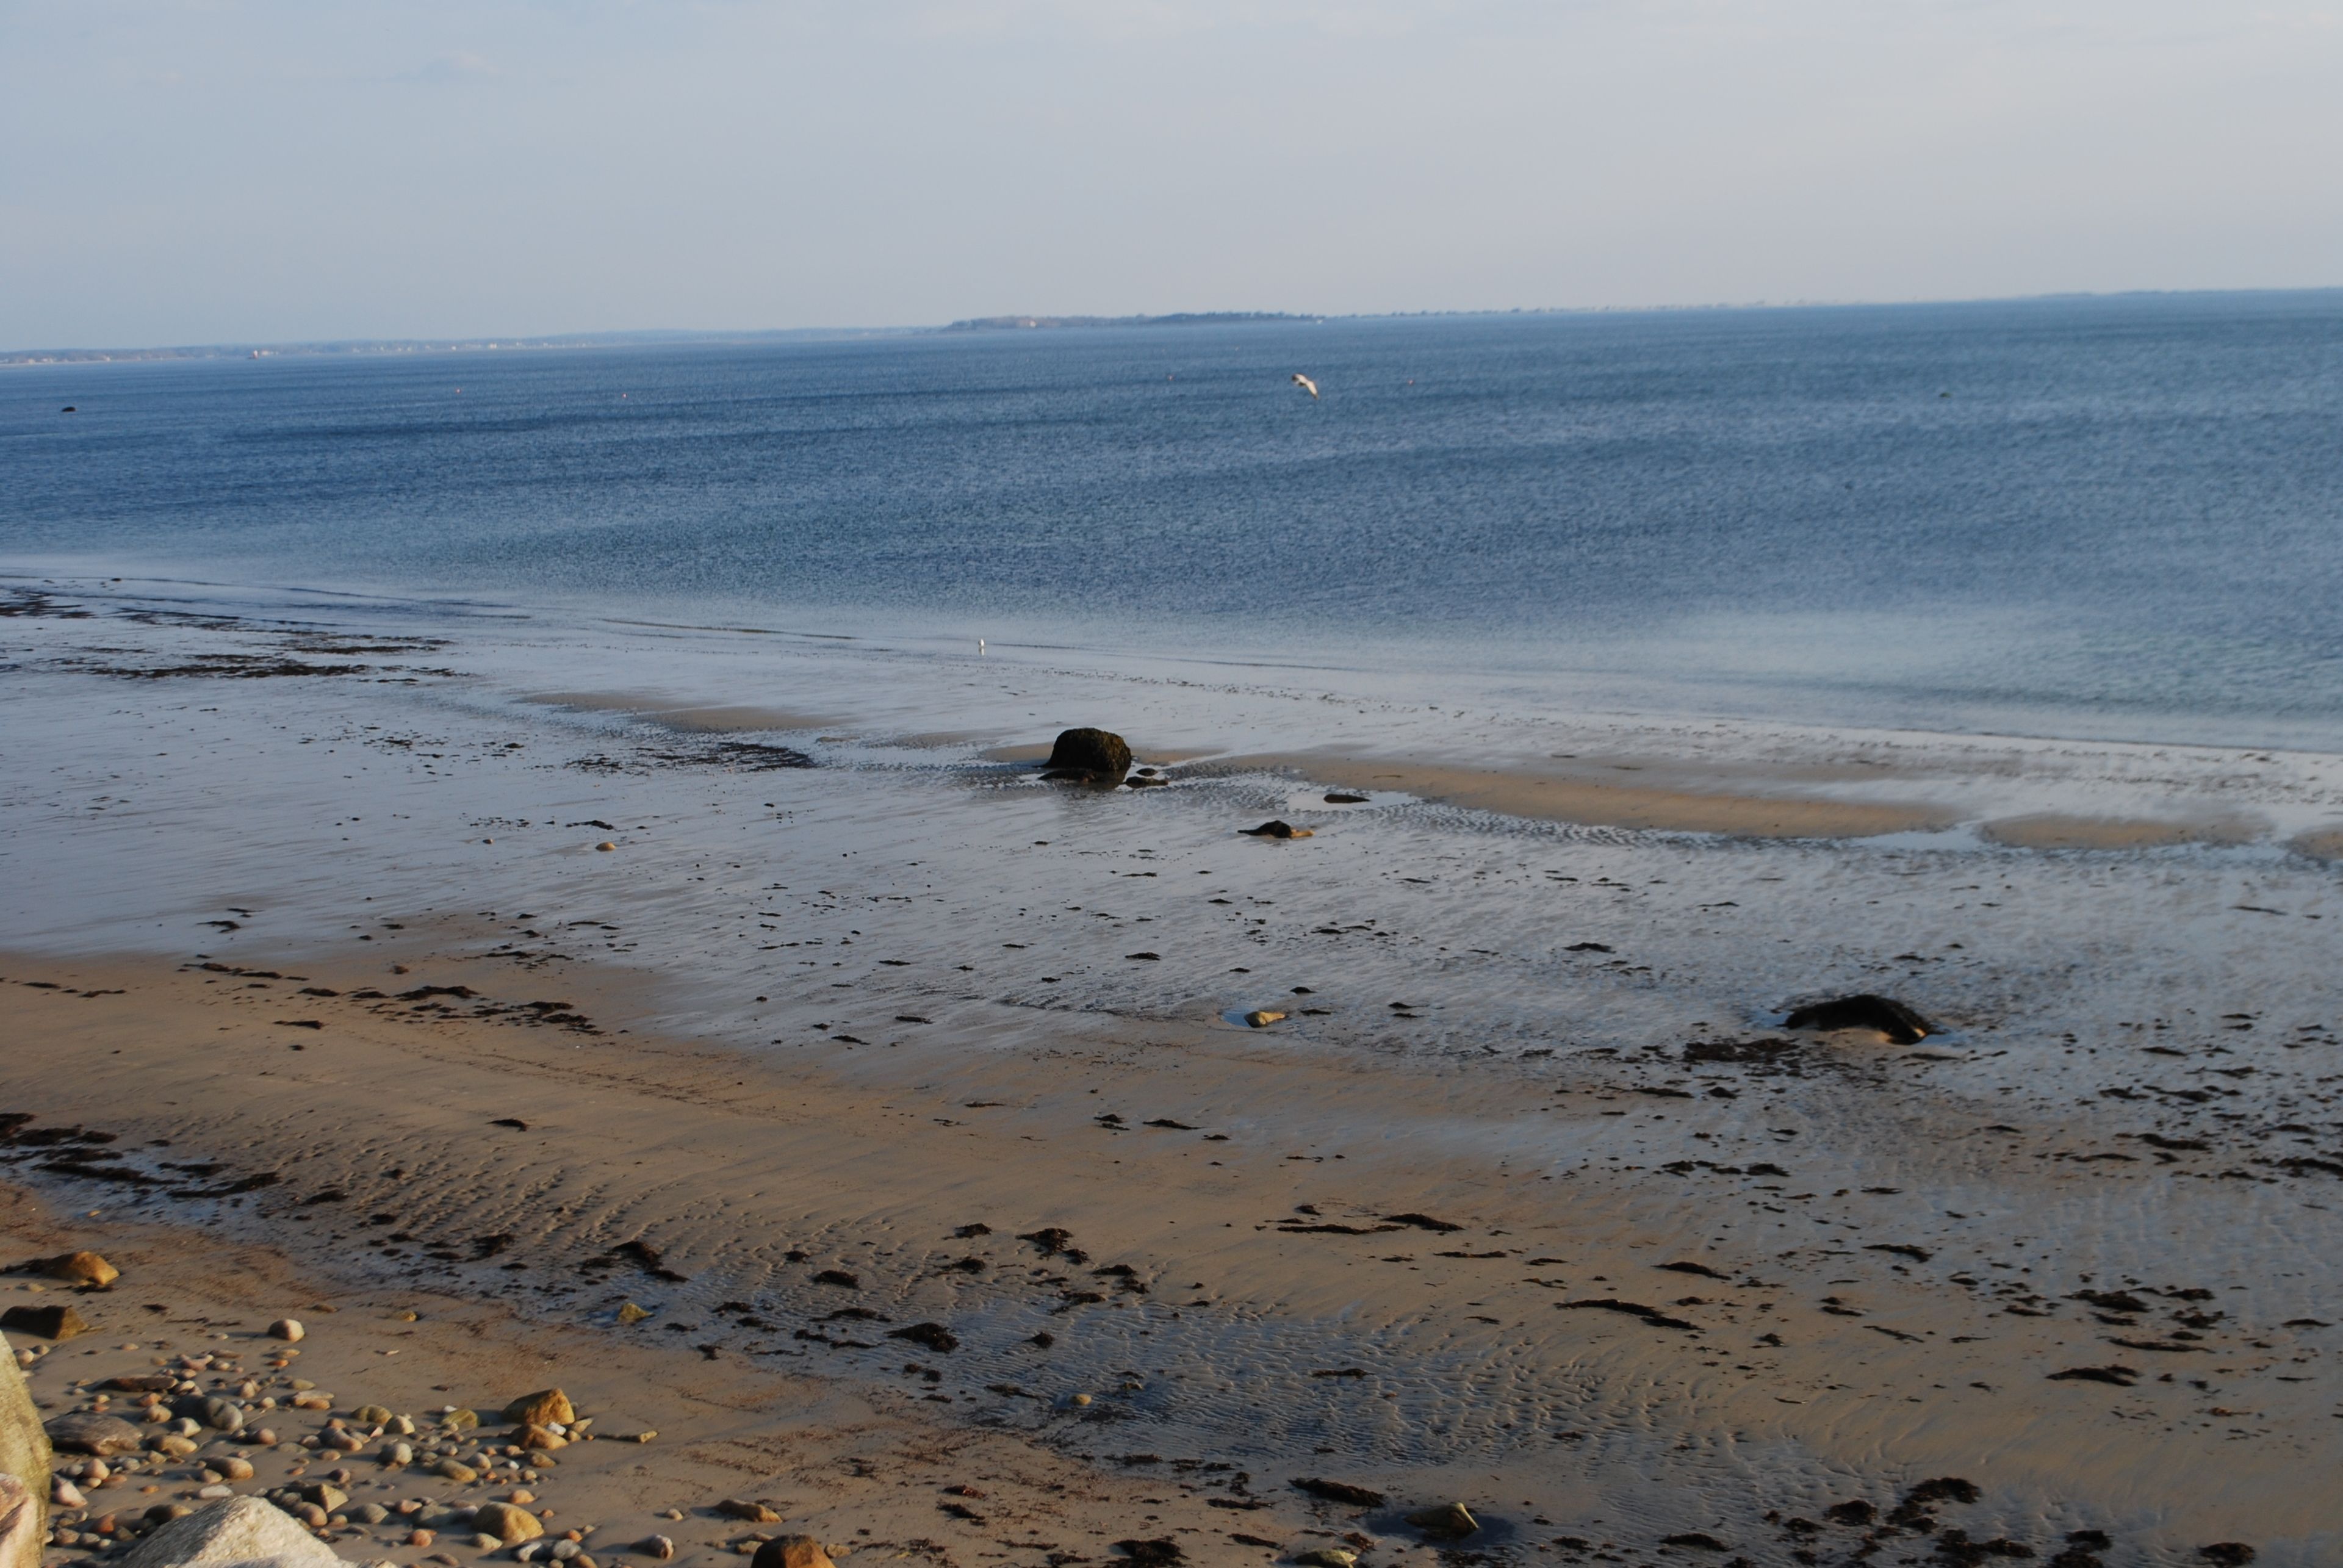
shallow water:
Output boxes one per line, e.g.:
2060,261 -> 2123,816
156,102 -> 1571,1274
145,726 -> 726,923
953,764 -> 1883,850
9,290 -> 2343,748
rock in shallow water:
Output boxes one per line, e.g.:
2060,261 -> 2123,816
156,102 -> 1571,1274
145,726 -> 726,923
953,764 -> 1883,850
1042,728 -> 1131,783
1782,993 -> 1933,1045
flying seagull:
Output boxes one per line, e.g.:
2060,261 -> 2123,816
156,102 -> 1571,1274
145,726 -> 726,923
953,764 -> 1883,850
1291,373 -> 1319,398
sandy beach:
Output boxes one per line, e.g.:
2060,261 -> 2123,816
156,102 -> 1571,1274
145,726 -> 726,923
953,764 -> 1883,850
4,578 -> 2341,1566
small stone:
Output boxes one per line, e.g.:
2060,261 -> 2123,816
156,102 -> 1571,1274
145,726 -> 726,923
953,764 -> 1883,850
1068,1394 -> 1091,1406
550,1542 -> 582,1562
1243,1010 -> 1287,1028
351,1404 -> 394,1425
197,1485 -> 234,1501
294,1504 -> 329,1528
197,1396 -> 247,1433
514,1426 -> 566,1452
639,1537 -> 675,1560
152,1436 -> 200,1459
409,1530 -> 437,1548
217,1457 -> 256,1481
2,1303 -> 92,1340
301,1484 -> 349,1512
716,1501 -> 782,1524
502,1391 -> 574,1427
268,1319 -> 305,1342
750,1539 -> 835,1568
1239,819 -> 1312,840
614,1303 -> 651,1326
1294,1553 -> 1357,1568
45,1411 -> 146,1455
248,1428 -> 279,1447
595,843 -> 617,853
1404,1504 -> 1479,1540
54,1478 -> 88,1508
355,1503 -> 390,1525
474,1533 -> 505,1552
472,1503 -> 544,1545
35,1251 -> 122,1288
441,1409 -> 480,1431
384,1442 -> 414,1467
434,1460 -> 478,1484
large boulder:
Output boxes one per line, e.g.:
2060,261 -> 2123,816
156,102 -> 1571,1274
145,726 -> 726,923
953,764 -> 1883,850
115,1496 -> 344,1568
0,1335 -> 49,1568
1042,728 -> 1131,783
0,1473 -> 35,1568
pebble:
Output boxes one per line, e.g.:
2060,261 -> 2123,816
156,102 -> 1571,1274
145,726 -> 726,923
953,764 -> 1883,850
434,1460 -> 478,1484
408,1530 -> 436,1548
268,1319 -> 305,1342
52,1479 -> 87,1508
639,1537 -> 675,1560
384,1442 -> 414,1467
355,1504 -> 390,1525
594,842 -> 617,853
217,1457 -> 256,1481
196,1485 -> 233,1501
551,1541 -> 583,1561
1244,1010 -> 1287,1027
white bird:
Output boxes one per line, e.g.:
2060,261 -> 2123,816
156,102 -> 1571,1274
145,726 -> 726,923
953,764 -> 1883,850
978,639 -> 987,655
1291,373 -> 1319,398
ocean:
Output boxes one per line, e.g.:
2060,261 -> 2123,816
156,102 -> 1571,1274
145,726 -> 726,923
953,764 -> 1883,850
9,289 -> 2343,750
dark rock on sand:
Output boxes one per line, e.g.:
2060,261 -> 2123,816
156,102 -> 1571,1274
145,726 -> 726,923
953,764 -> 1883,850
1324,792 -> 1368,804
1783,994 -> 1933,1045
1043,728 -> 1131,783
1290,1478 -> 1385,1508
42,1411 -> 144,1456
0,1306 -> 87,1342
886,1322 -> 960,1353
1240,820 -> 1312,839
1114,1541 -> 1182,1566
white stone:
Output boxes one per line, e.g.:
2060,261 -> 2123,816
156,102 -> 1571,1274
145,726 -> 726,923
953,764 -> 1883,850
113,1497 -> 344,1568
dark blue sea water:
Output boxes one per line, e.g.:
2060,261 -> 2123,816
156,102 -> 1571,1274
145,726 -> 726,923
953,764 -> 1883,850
7,292 -> 2343,746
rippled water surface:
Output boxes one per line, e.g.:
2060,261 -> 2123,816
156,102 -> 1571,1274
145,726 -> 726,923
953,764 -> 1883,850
7,290 -> 2343,744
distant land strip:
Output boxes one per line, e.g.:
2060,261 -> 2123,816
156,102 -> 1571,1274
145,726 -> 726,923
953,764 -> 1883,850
10,288 -> 2334,365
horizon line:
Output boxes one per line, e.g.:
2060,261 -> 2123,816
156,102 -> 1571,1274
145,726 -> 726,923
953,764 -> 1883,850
6,282 -> 2339,365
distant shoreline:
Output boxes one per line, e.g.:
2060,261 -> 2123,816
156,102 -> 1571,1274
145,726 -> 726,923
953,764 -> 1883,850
10,285 -> 2334,365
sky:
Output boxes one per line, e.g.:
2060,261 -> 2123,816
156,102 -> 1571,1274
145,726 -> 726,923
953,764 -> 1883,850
3,1 -> 2340,348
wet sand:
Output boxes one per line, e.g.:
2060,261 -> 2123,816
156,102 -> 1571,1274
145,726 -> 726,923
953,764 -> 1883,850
4,577 -> 2342,1566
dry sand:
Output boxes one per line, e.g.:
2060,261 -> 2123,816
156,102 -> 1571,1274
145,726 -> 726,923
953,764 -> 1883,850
4,952 -> 2333,1567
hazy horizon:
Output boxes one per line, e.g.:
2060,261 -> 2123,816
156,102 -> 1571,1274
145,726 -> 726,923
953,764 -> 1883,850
6,2 -> 2340,350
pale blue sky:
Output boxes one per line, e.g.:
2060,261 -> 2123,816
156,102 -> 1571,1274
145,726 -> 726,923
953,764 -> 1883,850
4,1 -> 2339,348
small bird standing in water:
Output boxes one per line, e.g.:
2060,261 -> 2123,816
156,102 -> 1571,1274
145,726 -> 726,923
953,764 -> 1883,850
1291,373 -> 1319,398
